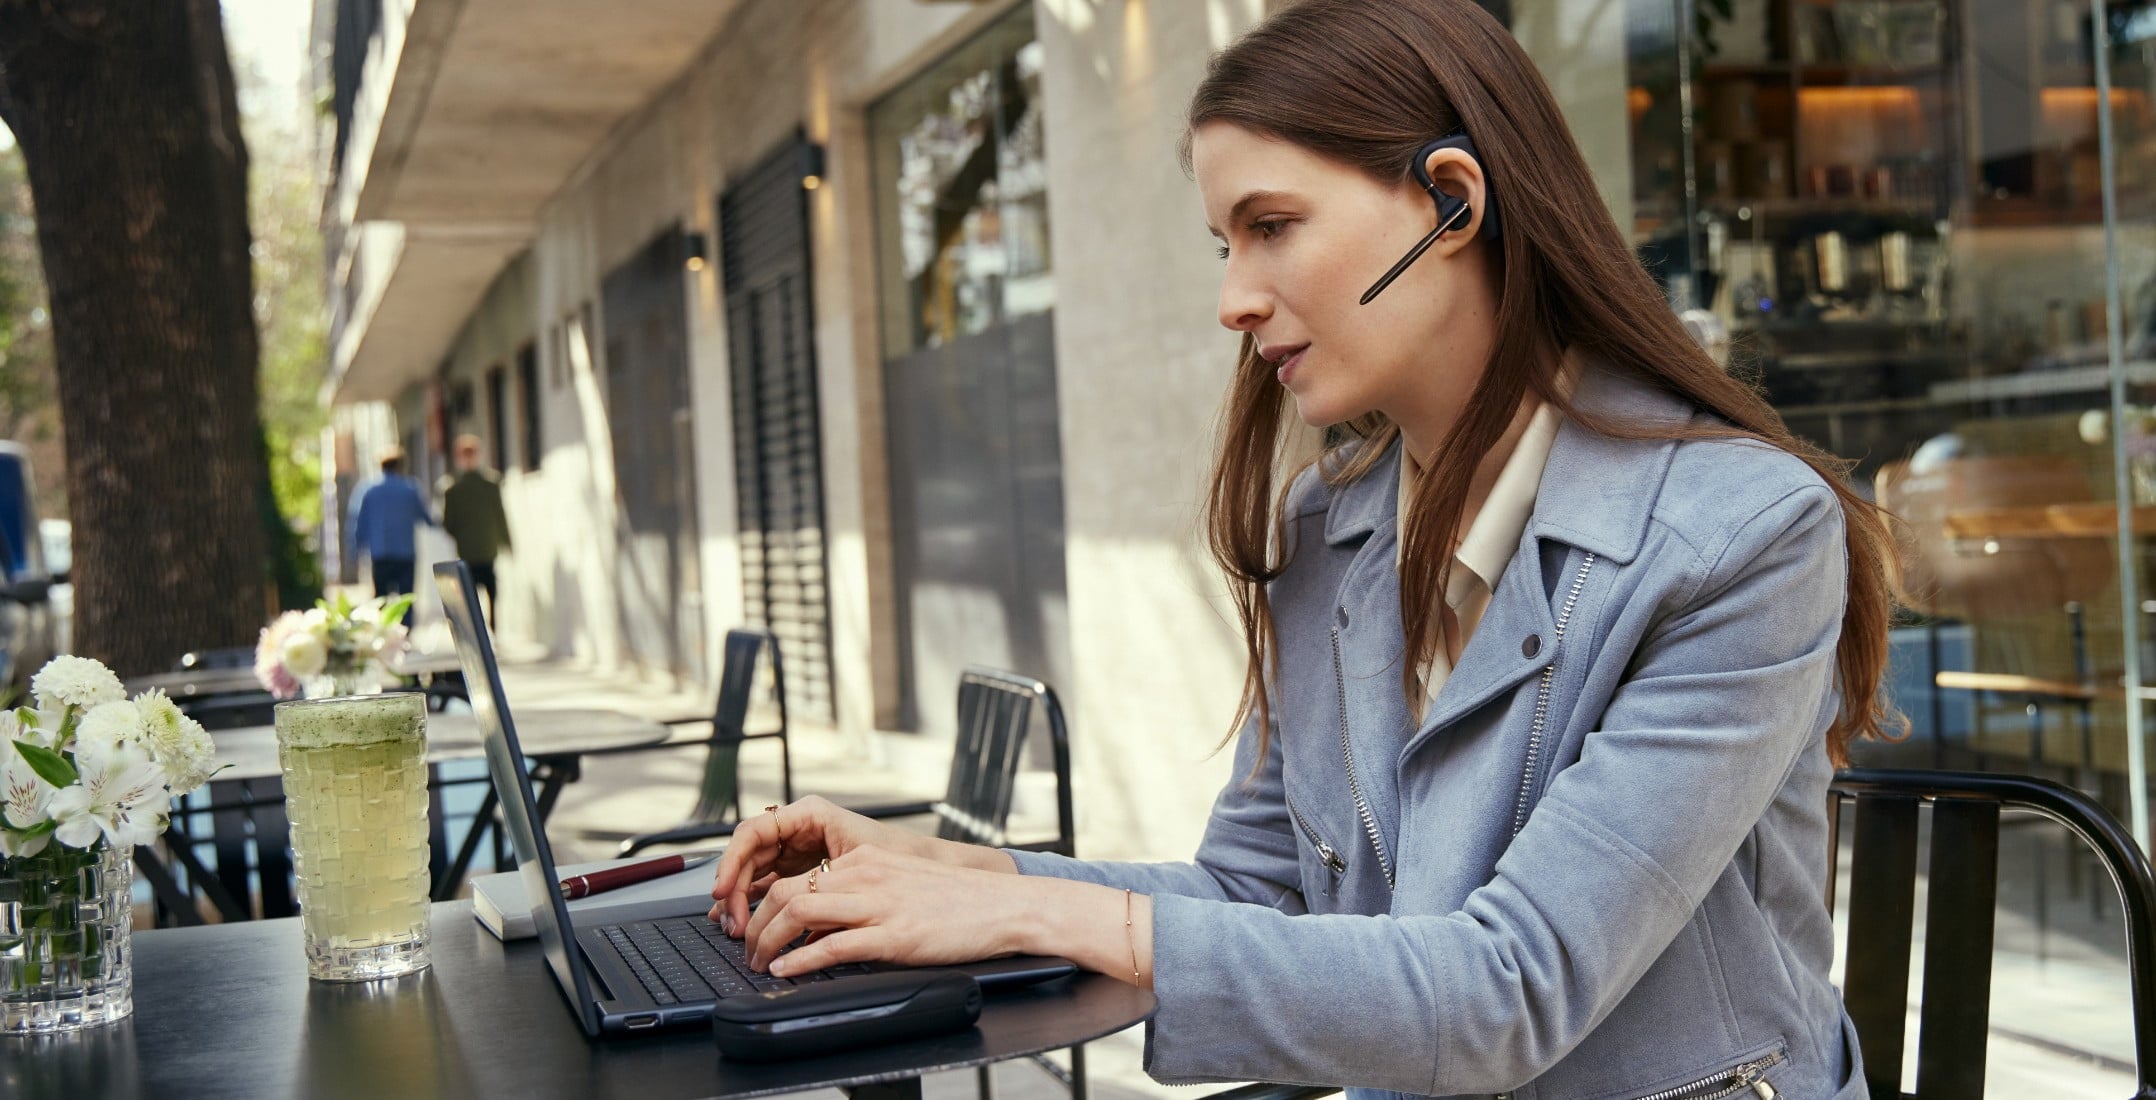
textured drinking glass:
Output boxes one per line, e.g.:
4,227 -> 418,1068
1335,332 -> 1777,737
276,692 -> 431,981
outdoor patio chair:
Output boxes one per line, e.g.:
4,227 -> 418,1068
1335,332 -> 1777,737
848,668 -> 1080,1100
1830,768 -> 2156,1099
622,666 -> 1080,1099
844,667 -> 1077,858
148,694 -> 294,924
607,628 -> 793,856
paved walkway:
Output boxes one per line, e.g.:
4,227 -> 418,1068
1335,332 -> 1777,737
487,651 -> 2143,1100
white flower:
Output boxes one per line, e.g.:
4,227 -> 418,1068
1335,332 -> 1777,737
49,740 -> 167,850
2,737 -> 55,833
31,655 -> 127,712
0,826 -> 49,858
162,721 -> 215,795
135,694 -> 215,795
282,632 -> 329,678
134,689 -> 183,734
73,700 -> 142,758
32,655 -> 126,715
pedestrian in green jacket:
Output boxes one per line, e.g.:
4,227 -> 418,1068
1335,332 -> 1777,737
441,434 -> 512,624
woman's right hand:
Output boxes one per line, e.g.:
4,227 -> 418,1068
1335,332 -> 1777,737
706,796 -> 1014,935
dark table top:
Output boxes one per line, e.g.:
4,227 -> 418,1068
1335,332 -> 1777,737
4,902 -> 1155,1100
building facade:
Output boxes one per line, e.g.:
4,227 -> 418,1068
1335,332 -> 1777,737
317,0 -> 2156,878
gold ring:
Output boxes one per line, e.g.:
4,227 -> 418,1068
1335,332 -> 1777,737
819,857 -> 832,875
807,867 -> 820,893
764,804 -> 780,816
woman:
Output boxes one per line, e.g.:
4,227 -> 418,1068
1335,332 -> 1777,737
710,2 -> 1898,1096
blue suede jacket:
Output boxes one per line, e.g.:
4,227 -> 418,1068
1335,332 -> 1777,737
1012,367 -> 1866,1100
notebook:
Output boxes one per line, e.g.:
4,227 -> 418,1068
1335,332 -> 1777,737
469,855 -> 719,941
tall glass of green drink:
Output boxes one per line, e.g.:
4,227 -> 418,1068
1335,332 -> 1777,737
274,692 -> 432,981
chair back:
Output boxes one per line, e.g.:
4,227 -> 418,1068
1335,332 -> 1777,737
1829,768 -> 2156,1099
179,692 -> 279,731
169,690 -> 294,920
177,646 -> 256,671
933,668 -> 1074,854
687,629 -> 784,825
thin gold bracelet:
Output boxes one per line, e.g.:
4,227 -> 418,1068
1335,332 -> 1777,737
1124,888 -> 1141,985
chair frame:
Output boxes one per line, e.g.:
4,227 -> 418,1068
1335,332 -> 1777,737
616,628 -> 793,856
1190,768 -> 2156,1100
848,667 -> 1075,857
1829,767 -> 2156,1100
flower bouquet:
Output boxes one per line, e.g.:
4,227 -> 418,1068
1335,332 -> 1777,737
255,592 -> 415,700
1,655 -> 219,1032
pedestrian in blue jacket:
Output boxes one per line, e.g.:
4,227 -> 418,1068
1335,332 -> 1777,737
710,3 -> 1901,1097
348,446 -> 435,607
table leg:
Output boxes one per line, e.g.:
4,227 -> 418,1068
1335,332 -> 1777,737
845,1078 -> 924,1100
132,846 -> 204,928
533,755 -> 580,822
155,826 -> 250,923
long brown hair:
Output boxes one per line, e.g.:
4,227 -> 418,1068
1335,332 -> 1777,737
1192,0 -> 1903,767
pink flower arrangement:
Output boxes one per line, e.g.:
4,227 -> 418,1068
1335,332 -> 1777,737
254,593 -> 414,699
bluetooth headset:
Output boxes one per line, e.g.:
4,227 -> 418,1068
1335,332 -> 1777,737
1359,132 -> 1502,305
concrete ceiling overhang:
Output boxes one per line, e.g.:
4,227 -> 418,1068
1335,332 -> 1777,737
333,0 -> 742,404
329,227 -> 527,405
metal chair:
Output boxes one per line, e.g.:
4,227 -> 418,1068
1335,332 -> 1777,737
141,692 -> 295,925
611,628 -> 793,856
1830,768 -> 2156,1099
1179,768 -> 2156,1100
846,668 -> 1076,858
849,669 -> 1079,1100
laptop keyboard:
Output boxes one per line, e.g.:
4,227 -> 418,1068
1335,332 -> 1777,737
598,917 -> 873,1005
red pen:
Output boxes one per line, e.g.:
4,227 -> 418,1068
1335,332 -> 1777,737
559,851 -> 721,900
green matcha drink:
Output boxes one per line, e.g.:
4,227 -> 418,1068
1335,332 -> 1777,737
275,692 -> 431,981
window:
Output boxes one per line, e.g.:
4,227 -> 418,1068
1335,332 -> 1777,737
485,365 -> 507,474
517,342 -> 541,471
548,319 -> 567,389
869,5 -> 1050,358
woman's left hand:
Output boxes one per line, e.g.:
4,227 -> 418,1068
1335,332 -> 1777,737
737,844 -> 1056,976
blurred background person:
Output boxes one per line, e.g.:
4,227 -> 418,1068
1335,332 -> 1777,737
348,446 -> 433,612
440,434 -> 512,625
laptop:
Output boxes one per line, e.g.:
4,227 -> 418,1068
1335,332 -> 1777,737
431,560 -> 1077,1036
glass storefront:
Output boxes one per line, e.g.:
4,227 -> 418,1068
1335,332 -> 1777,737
1598,0 -> 2153,1080
865,5 -> 1071,739
1621,0 -> 2156,814
869,7 -> 1051,358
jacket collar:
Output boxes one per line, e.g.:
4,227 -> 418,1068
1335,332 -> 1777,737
1321,365 -> 1690,566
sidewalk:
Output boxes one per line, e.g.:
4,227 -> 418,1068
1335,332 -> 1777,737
491,651 -> 2140,1100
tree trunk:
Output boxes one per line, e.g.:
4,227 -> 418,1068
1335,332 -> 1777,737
0,0 -> 269,675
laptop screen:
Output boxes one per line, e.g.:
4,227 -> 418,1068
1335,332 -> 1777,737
432,561 -> 604,1036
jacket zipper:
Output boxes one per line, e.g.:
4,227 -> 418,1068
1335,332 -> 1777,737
1628,1049 -> 1785,1100
1285,795 -> 1347,879
1510,552 -> 1595,837
1330,625 -> 1396,890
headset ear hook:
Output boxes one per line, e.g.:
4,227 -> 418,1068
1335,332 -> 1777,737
1359,131 -> 1502,306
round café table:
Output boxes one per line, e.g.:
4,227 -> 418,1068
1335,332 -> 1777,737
203,707 -> 671,784
123,653 -> 468,702
143,707 -> 673,919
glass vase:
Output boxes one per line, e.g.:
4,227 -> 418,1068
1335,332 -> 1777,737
304,660 -> 384,700
0,841 -> 133,1033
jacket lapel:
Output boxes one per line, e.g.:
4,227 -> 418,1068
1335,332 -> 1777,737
1372,367 -> 1690,760
1405,537 -> 1561,749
